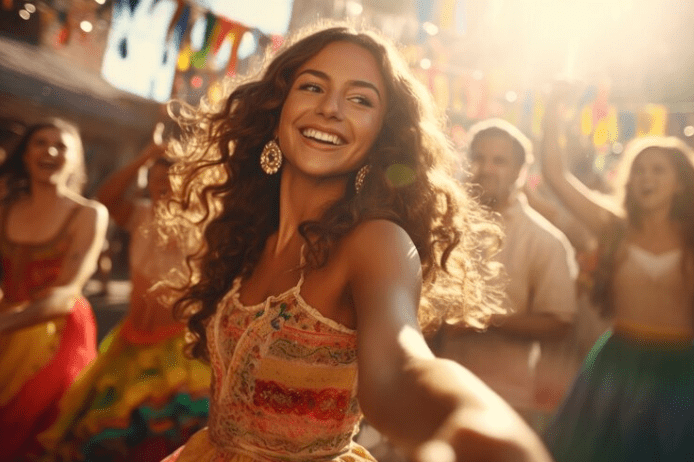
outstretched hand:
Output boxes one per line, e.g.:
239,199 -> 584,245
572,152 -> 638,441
412,440 -> 456,462
410,405 -> 554,462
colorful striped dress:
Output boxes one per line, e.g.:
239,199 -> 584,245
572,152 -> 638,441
162,273 -> 375,462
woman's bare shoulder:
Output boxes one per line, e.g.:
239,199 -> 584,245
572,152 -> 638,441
65,194 -> 109,227
343,219 -> 415,253
340,219 -> 421,280
349,218 -> 408,239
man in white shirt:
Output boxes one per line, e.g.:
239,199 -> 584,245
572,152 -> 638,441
438,118 -> 579,428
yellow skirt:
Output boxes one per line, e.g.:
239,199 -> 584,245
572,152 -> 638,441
0,318 -> 65,406
40,319 -> 211,461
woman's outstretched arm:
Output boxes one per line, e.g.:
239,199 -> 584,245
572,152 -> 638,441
540,85 -> 621,236
96,139 -> 165,228
349,220 -> 553,462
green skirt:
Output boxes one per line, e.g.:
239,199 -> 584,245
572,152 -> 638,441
544,330 -> 694,461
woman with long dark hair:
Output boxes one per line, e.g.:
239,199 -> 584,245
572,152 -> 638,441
0,119 -> 108,460
160,24 -> 552,462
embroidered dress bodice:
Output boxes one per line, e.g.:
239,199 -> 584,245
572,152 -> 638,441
0,207 -> 79,302
0,206 -> 81,401
204,270 -> 372,461
613,244 -> 693,333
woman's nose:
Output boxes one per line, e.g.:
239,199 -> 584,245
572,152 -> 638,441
479,159 -> 495,174
47,146 -> 59,157
316,92 -> 343,120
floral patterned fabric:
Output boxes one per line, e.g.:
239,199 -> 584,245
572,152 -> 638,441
163,273 -> 376,462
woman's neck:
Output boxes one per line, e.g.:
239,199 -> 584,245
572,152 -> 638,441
639,207 -> 675,234
275,170 -> 347,254
630,209 -> 682,252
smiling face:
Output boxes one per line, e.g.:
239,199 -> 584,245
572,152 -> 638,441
276,40 -> 387,181
23,126 -> 75,187
628,147 -> 681,214
468,134 -> 523,210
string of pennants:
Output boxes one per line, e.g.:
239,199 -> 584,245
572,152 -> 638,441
167,1 -> 284,77
6,0 -> 690,143
9,0 -> 283,77
414,63 -> 691,149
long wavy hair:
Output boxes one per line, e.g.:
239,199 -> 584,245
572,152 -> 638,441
0,118 -> 86,203
164,24 -> 505,361
591,136 -> 694,316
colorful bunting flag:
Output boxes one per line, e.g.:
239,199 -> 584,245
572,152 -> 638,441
617,110 -> 636,142
191,12 -> 217,69
215,21 -> 249,76
168,1 -> 190,49
55,9 -> 71,46
177,42 -> 192,71
637,104 -> 668,137
438,0 -> 466,33
580,105 -> 592,137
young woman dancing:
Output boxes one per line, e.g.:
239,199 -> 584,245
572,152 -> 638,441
39,135 -> 210,462
0,119 -> 108,461
541,86 -> 694,461
160,24 -> 553,462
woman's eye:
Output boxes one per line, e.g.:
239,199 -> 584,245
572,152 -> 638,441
349,95 -> 374,107
298,83 -> 322,93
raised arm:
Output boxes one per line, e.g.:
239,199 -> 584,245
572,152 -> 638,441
96,141 -> 165,228
540,87 -> 621,236
348,220 -> 552,462
0,200 -> 108,332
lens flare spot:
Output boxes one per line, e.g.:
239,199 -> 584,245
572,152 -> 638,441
386,164 -> 416,188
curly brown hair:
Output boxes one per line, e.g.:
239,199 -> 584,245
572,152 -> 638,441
164,23 -> 506,361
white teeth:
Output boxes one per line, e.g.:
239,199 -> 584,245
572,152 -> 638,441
301,128 -> 343,145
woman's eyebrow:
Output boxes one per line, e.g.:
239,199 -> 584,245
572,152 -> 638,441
296,69 -> 382,101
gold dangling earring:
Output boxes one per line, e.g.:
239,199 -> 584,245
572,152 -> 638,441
260,139 -> 282,175
354,164 -> 370,193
